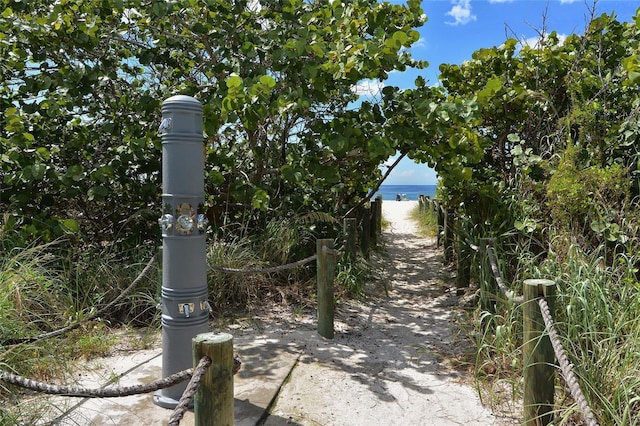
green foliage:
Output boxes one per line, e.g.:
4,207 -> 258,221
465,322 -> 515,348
1,0 -> 162,249
409,11 -> 640,253
335,256 -> 373,298
533,246 -> 640,424
206,214 -> 320,312
0,240 -> 158,424
429,13 -> 640,423
1,0 -> 426,248
547,145 -> 630,240
409,204 -> 438,237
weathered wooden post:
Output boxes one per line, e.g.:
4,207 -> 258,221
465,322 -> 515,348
523,279 -> 556,426
455,235 -> 471,295
193,333 -> 234,426
443,208 -> 454,263
317,239 -> 336,339
375,194 -> 382,238
343,217 -> 357,260
360,205 -> 371,259
479,238 -> 496,313
370,198 -> 378,247
418,194 -> 425,213
437,202 -> 444,248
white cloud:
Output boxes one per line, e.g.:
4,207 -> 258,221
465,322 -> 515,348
522,36 -> 541,49
560,0 -> 580,4
446,0 -> 477,26
351,80 -> 385,96
412,37 -> 426,48
520,33 -> 568,49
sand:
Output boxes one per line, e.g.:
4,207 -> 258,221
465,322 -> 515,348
46,200 -> 512,426
260,199 -> 505,425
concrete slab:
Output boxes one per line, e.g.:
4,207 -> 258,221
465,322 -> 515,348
41,337 -> 301,426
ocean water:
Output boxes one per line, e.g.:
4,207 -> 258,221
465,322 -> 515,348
373,184 -> 437,201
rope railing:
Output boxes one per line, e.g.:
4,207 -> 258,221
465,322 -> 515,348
485,244 -> 524,304
472,237 -> 598,425
538,298 -> 599,426
208,253 -> 318,274
0,353 -> 237,425
168,356 -> 211,426
2,255 -> 157,346
0,361 -> 192,397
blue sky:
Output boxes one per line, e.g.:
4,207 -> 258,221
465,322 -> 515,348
376,0 -> 639,185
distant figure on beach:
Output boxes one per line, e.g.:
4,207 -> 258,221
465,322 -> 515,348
396,193 -> 402,201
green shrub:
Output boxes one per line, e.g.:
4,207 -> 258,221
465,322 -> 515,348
546,144 -> 630,247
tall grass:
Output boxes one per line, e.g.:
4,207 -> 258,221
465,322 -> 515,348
533,245 -> 640,425
0,243 -> 72,343
206,215 -> 323,312
334,255 -> 377,298
0,240 -> 159,423
207,236 -> 270,310
408,204 -> 438,237
472,240 -> 640,424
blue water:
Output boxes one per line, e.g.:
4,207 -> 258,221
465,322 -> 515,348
373,185 -> 437,201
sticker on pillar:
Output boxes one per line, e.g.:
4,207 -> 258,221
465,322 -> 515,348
175,203 -> 195,235
178,303 -> 195,317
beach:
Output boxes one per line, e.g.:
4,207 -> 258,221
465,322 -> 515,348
381,200 -> 419,234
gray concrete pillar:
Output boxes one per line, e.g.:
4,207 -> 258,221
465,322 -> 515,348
153,95 -> 210,409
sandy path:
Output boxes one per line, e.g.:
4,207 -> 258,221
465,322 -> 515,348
36,201 -> 507,426
260,201 -> 499,425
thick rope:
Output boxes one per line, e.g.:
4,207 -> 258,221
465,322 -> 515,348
321,246 -> 339,257
3,255 -> 157,345
486,246 -> 524,304
1,353 -> 239,397
167,356 -> 211,426
538,298 -> 599,426
208,254 -> 317,274
0,364 -> 191,397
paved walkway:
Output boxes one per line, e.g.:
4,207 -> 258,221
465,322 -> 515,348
46,200 -> 501,425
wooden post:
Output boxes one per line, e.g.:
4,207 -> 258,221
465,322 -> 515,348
455,235 -> 471,294
343,217 -> 357,261
437,202 -> 444,248
370,199 -> 378,246
479,238 -> 496,313
523,279 -> 556,426
375,195 -> 382,238
360,205 -> 370,259
317,239 -> 336,339
418,194 -> 425,213
443,208 -> 454,263
193,333 -> 234,426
